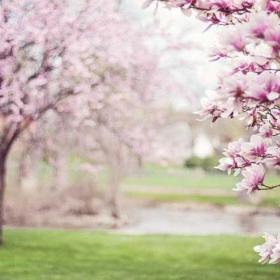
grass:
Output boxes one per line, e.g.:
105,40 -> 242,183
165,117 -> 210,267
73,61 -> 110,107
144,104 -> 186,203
122,164 -> 280,207
124,164 -> 280,190
0,229 -> 279,280
126,191 -> 280,207
124,165 -> 238,189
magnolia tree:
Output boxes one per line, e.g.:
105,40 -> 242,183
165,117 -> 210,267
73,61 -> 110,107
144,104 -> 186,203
146,0 -> 280,264
26,47 -> 162,220
0,0 -> 132,244
80,60 -> 163,219
3,0 -> 187,225
27,27 -> 169,219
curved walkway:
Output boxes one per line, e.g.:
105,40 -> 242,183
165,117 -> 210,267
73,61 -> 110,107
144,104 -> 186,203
116,204 -> 280,235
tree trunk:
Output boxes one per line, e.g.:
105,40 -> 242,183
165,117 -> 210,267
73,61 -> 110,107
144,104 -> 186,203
108,181 -> 121,219
17,153 -> 28,190
107,166 -> 122,219
0,153 -> 7,245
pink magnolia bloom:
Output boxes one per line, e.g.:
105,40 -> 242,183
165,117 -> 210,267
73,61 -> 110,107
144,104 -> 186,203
246,73 -> 280,102
263,0 -> 280,14
234,164 -> 265,193
225,139 -> 244,157
242,135 -> 267,160
270,243 -> 280,264
222,73 -> 248,100
247,12 -> 278,40
264,25 -> 280,55
216,139 -> 250,174
259,125 -> 273,138
222,27 -> 247,52
216,157 -> 235,174
232,62 -> 262,75
266,146 -> 280,168
199,95 -> 225,122
254,233 -> 280,264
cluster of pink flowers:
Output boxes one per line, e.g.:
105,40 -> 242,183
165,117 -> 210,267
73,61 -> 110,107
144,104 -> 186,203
200,8 -> 280,195
153,0 -> 255,23
216,134 -> 280,193
0,0 -> 152,158
147,0 -> 280,264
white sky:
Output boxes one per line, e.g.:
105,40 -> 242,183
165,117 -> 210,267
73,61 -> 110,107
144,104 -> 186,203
120,0 -> 222,111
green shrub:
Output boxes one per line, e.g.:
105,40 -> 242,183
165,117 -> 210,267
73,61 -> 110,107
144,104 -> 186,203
184,155 -> 219,171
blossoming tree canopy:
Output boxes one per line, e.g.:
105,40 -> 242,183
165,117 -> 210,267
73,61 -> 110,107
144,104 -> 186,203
0,0 -> 98,150
146,0 -> 280,263
0,0 -> 153,244
0,0 -> 98,243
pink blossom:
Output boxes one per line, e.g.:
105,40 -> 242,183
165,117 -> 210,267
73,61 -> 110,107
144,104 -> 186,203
222,27 -> 247,52
216,157 -> 235,174
225,139 -> 244,157
199,96 -> 225,122
234,164 -> 265,193
242,135 -> 267,159
254,233 -> 280,264
259,125 -> 273,138
153,0 -> 280,265
246,73 -> 280,102
263,0 -> 280,14
270,243 -> 280,264
221,73 -> 248,100
247,12 -> 278,39
264,26 -> 280,55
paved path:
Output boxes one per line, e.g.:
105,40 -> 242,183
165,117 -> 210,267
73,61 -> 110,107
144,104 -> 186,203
116,204 -> 280,235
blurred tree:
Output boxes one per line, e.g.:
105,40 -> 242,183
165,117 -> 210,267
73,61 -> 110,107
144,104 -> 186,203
9,7 -> 195,220
0,0 -> 135,244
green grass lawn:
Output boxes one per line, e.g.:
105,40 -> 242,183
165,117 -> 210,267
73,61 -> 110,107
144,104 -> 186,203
123,164 -> 280,207
124,164 -> 280,190
124,164 -> 239,189
0,229 -> 278,280
126,191 -> 280,207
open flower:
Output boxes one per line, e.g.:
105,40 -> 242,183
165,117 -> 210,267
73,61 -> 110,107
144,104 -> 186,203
259,125 -> 273,138
221,26 -> 247,52
234,164 -> 265,193
246,72 -> 280,102
264,0 -> 280,13
247,11 -> 279,39
216,157 -> 235,174
270,242 -> 280,264
198,92 -> 227,122
242,135 -> 267,159
225,138 -> 244,157
254,233 -> 280,264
